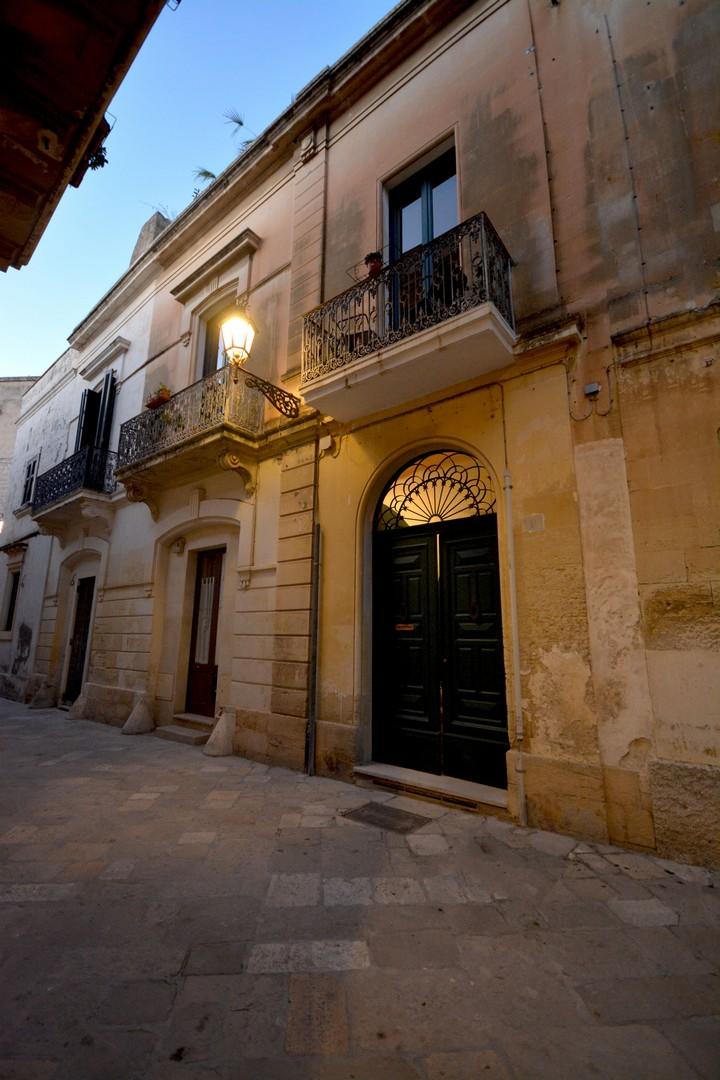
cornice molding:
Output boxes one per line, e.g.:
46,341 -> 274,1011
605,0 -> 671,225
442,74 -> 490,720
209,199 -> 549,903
612,301 -> 720,366
170,230 -> 261,304
77,336 -> 131,381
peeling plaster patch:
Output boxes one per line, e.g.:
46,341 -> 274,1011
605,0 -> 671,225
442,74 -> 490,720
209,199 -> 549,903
522,513 -> 545,534
527,646 -> 597,761
619,737 -> 651,771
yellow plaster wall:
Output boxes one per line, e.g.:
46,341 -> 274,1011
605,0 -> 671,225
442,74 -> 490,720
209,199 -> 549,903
315,361 -> 597,794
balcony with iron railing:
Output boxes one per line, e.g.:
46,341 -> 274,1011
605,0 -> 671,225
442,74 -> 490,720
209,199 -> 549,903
27,445 -> 118,537
301,212 -> 516,421
116,364 -> 264,491
31,445 -> 117,514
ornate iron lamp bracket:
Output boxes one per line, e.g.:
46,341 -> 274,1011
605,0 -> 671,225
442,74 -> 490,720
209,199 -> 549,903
241,370 -> 301,419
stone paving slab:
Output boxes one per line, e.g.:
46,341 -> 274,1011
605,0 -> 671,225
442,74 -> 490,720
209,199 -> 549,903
0,700 -> 718,1079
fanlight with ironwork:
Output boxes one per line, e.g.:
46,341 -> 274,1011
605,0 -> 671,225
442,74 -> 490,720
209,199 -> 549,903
375,451 -> 496,530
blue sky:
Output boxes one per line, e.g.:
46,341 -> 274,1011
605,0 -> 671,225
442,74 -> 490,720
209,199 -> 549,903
0,0 -> 395,378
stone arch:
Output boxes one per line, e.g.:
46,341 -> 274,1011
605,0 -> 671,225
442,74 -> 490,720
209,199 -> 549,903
53,545 -> 103,702
148,515 -> 242,722
353,437 -> 508,770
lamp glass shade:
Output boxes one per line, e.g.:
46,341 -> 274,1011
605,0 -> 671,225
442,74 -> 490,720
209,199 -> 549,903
220,312 -> 255,367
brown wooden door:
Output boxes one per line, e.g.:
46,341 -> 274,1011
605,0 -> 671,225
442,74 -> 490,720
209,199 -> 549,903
185,549 -> 224,717
64,576 -> 95,704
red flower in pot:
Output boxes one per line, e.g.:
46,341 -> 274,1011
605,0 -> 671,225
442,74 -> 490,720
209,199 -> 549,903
145,383 -> 172,409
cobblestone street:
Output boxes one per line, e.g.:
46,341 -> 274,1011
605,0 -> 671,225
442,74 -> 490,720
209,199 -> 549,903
0,700 -> 718,1079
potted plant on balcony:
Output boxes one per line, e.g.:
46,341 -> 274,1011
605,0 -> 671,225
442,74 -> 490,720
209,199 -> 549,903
364,251 -> 383,279
145,383 -> 172,410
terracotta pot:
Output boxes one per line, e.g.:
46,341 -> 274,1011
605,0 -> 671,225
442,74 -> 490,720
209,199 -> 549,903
146,390 -> 171,410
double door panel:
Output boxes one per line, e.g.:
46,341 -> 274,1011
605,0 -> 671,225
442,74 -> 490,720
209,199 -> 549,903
373,517 -> 508,787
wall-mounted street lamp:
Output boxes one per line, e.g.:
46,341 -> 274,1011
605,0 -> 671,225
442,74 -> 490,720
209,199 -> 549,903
220,298 -> 301,419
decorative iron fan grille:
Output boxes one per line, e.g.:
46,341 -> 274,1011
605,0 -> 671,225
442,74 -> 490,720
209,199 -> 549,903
375,451 -> 496,530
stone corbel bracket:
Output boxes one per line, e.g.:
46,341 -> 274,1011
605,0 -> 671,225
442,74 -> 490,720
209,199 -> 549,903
123,480 -> 159,521
38,524 -> 67,549
78,497 -> 115,538
216,451 -> 256,497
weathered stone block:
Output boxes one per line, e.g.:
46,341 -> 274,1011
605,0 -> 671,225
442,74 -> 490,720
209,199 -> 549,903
650,759 -> 720,868
276,585 -> 311,611
271,686 -> 308,717
234,635 -> 275,660
81,682 -> 134,728
267,712 -> 307,770
642,584 -> 719,650
203,707 -> 233,756
279,487 -> 314,517
278,535 -> 313,562
281,442 -> 316,470
121,634 -> 151,653
522,752 -> 609,842
271,660 -> 308,690
232,658 -> 273,685
314,720 -> 357,779
121,692 -> 155,735
280,462 -> 315,493
235,612 -> 275,636
275,611 -> 311,636
235,587 -> 275,614
278,510 -> 313,539
603,765 -> 656,849
0,673 -> 28,702
116,670 -> 147,692
28,679 -> 57,709
273,635 -> 310,662
277,559 -> 312,586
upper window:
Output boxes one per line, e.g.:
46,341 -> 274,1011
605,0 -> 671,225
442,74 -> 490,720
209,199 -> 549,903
21,454 -> 40,506
389,148 -> 457,260
202,306 -> 235,378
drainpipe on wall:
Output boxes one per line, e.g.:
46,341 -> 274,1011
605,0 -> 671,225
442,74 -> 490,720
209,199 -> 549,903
503,467 -> 527,827
305,435 -> 322,776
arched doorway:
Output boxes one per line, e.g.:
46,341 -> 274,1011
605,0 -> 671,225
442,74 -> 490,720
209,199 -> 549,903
372,450 -> 509,788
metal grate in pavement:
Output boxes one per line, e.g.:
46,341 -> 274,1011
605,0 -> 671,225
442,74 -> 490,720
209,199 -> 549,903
341,801 -> 428,833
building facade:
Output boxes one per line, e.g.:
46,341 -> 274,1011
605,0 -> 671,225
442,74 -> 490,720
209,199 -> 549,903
1,0 -> 718,866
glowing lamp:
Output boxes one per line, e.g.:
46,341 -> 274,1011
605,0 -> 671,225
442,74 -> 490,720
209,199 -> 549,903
220,311 -> 256,368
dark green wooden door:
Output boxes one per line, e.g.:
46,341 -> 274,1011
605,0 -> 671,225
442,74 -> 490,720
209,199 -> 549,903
373,516 -> 508,787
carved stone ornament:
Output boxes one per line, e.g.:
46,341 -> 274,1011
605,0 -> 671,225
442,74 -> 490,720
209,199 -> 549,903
299,130 -> 316,164
216,452 -> 256,495
78,497 -> 115,537
124,481 -> 159,521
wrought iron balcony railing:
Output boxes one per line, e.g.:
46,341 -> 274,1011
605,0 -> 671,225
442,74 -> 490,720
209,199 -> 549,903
117,364 -> 264,471
32,446 -> 117,513
301,212 -> 514,386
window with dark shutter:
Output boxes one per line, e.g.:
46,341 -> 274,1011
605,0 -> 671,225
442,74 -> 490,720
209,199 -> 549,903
21,456 -> 39,505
